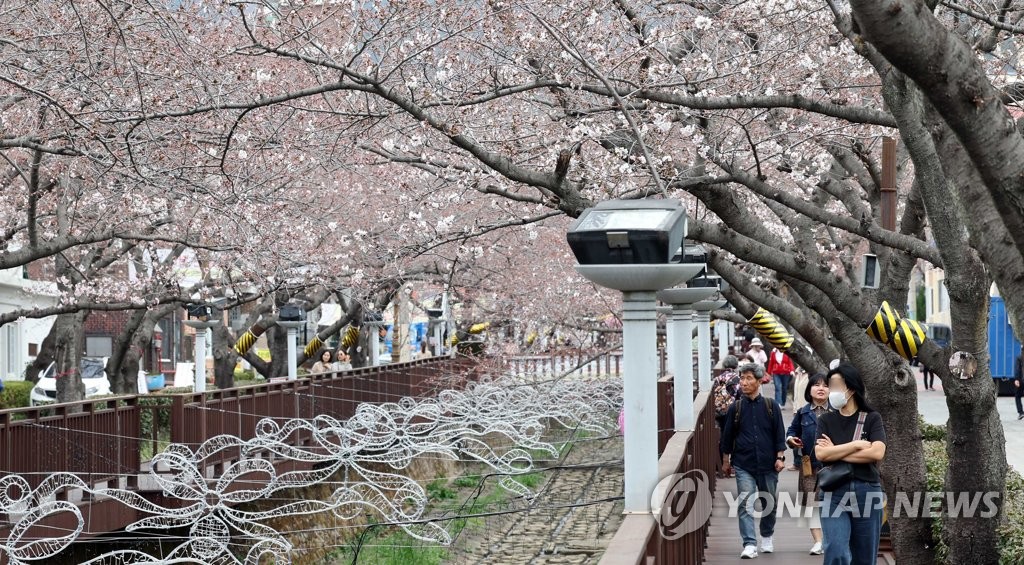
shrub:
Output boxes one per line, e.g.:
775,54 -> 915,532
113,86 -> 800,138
0,381 -> 32,409
923,438 -> 1024,564
919,415 -> 946,442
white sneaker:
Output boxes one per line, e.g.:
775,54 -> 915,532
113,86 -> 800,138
760,536 -> 774,553
810,541 -> 823,555
740,545 -> 758,559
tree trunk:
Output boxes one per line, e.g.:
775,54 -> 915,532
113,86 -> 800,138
351,326 -> 373,368
53,311 -> 87,405
268,324 -> 290,379
213,324 -> 238,389
108,310 -> 147,394
24,329 -> 55,384
884,69 -> 1006,563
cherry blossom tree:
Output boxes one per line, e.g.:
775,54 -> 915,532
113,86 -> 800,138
208,0 -> 1024,559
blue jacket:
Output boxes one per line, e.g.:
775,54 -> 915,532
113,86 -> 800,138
721,394 -> 785,474
786,404 -> 830,469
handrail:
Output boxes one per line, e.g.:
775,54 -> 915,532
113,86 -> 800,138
599,391 -> 717,565
0,357 -> 480,488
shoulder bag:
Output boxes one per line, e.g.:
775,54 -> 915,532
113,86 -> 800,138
816,412 -> 868,492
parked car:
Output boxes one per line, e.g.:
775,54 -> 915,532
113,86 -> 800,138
30,357 -> 112,406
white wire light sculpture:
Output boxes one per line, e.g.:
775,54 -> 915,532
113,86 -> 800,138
0,374 -> 622,564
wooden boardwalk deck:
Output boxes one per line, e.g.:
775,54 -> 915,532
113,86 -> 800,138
704,467 -> 892,564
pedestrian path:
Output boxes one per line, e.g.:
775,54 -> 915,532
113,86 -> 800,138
703,468 -> 891,563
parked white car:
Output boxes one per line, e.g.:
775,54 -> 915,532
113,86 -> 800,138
30,357 -> 113,406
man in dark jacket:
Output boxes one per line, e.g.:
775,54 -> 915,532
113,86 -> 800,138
722,363 -> 786,559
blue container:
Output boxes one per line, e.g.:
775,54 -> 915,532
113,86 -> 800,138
989,297 -> 1021,383
146,373 -> 166,391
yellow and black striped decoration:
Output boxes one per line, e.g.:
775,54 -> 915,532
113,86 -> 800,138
866,301 -> 900,344
233,323 -> 266,355
340,326 -> 360,348
469,322 -> 490,334
303,335 -> 324,359
889,318 -> 927,360
864,301 -> 929,360
747,308 -> 795,351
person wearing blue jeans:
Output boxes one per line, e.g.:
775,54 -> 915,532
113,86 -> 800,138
820,479 -> 885,564
721,363 -> 786,559
815,363 -> 887,565
733,466 -> 780,554
766,349 -> 795,409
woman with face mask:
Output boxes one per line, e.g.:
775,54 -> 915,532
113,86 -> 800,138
815,363 -> 887,565
785,373 -> 831,555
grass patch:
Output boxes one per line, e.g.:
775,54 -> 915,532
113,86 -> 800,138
452,475 -> 480,488
426,479 -> 456,501
328,528 -> 448,565
512,472 -> 542,489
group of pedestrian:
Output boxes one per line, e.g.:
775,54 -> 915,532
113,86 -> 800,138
310,349 -> 352,373
719,358 -> 887,563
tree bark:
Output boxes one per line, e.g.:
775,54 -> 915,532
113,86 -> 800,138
849,0 -> 1024,306
886,71 -> 1005,565
212,324 -> 238,389
24,329 -> 55,384
53,311 -> 87,405
108,310 -> 147,394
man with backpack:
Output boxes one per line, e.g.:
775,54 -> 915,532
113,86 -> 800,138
721,362 -> 786,559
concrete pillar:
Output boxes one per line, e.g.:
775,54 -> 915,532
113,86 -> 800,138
194,330 -> 207,393
621,291 -> 658,513
286,326 -> 298,380
695,311 -> 712,392
672,308 -> 695,430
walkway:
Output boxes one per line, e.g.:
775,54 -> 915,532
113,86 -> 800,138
704,469 -> 892,563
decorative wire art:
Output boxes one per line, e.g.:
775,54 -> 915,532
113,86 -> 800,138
0,375 -> 622,564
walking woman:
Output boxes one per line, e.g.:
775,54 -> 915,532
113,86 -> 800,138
815,363 -> 887,565
786,373 -> 830,555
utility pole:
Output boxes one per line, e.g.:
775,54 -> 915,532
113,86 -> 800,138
881,137 -> 897,231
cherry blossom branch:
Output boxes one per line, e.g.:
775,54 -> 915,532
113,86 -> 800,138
527,10 -> 667,197
580,86 -> 897,127
711,158 -> 940,265
941,0 -> 1024,34
400,211 -> 562,259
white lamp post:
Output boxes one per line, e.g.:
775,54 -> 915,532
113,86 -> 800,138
278,304 -> 306,381
657,288 -> 720,431
183,304 -> 221,394
363,311 -> 387,367
691,299 -> 727,392
567,199 -> 702,514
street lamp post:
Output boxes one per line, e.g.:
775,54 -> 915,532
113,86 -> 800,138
278,304 -> 306,381
363,311 -> 386,367
183,304 -> 221,394
691,299 -> 727,392
657,288 -> 720,430
153,325 -> 164,374
426,306 -> 444,358
567,199 -> 702,513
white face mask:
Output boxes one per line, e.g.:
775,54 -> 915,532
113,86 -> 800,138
829,391 -> 849,410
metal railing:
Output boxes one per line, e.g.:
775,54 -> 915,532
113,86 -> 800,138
0,396 -> 142,490
504,350 -> 624,377
600,391 -> 719,565
0,356 -> 479,489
